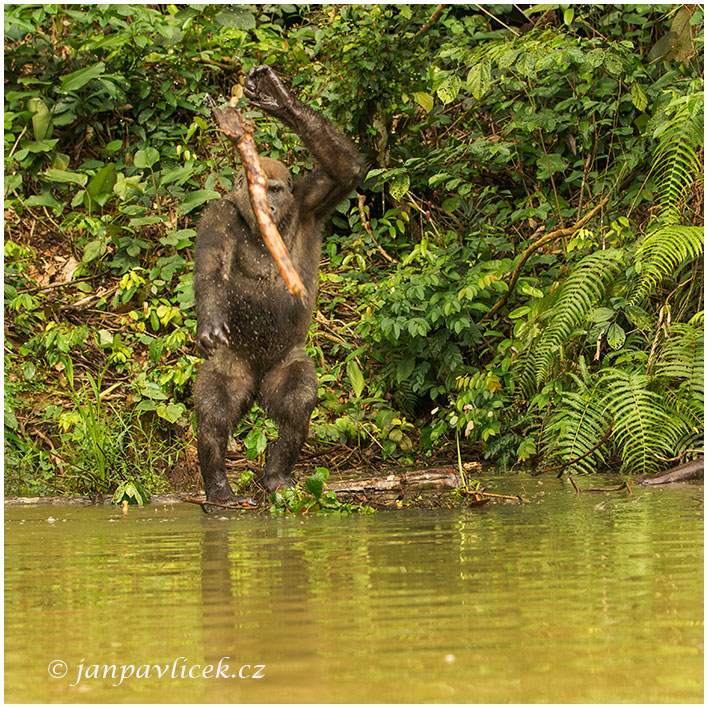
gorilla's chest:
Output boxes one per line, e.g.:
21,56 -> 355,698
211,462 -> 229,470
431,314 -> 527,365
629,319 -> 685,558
226,264 -> 312,362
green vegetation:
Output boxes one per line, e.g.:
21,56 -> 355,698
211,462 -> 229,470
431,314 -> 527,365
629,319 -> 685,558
4,5 -> 703,498
269,467 -> 374,515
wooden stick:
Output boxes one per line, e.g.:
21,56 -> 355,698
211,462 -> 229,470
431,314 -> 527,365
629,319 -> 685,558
583,483 -> 632,494
415,4 -> 447,36
477,491 -> 529,503
210,102 -> 306,299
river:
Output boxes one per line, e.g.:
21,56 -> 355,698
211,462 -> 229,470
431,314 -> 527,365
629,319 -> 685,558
4,475 -> 703,702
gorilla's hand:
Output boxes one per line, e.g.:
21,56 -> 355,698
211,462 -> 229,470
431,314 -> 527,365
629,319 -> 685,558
244,65 -> 295,119
197,321 -> 231,356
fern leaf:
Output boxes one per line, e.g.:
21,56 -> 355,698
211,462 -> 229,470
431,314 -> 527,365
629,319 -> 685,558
528,249 -> 623,390
629,225 -> 704,304
650,91 -> 703,223
599,368 -> 680,479
654,322 -> 703,388
543,376 -> 609,475
653,322 -> 704,427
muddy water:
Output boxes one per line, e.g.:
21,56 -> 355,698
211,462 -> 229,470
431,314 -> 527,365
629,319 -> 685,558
4,477 -> 703,703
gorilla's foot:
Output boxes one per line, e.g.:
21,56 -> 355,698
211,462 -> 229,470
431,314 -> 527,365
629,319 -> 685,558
204,478 -> 238,505
262,474 -> 294,495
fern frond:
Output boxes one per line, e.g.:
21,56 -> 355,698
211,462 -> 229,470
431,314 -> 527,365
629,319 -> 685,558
542,375 -> 609,475
653,322 -> 703,391
650,91 -> 703,223
629,225 -> 704,304
526,249 -> 623,391
653,322 -> 704,427
599,368 -> 680,478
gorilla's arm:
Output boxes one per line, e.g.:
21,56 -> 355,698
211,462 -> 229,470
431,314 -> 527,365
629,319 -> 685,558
193,199 -> 239,354
244,66 -> 367,219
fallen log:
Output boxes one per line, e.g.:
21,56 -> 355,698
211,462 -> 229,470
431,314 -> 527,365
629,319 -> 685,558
327,467 -> 464,493
328,467 -> 528,503
635,457 -> 704,486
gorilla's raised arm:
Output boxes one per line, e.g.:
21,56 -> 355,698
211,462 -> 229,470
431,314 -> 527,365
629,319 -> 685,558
245,65 -> 367,218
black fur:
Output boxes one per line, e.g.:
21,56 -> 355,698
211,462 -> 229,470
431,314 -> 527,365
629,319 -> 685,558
193,66 -> 366,500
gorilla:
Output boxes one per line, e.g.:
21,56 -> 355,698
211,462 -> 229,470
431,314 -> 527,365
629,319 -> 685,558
193,65 -> 366,502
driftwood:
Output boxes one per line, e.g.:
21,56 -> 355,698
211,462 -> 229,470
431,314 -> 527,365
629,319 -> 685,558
327,467 -> 464,493
328,467 -> 528,503
184,496 -> 258,513
635,457 -> 704,486
210,100 -> 306,299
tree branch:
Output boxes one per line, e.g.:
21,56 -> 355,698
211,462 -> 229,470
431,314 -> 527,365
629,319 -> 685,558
481,196 -> 609,322
415,4 -> 447,36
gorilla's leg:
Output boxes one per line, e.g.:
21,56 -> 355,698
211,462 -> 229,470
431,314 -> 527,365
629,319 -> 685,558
194,348 -> 256,502
258,348 -> 318,493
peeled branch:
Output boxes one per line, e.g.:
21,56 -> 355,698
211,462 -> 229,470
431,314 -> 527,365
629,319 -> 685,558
210,101 -> 306,299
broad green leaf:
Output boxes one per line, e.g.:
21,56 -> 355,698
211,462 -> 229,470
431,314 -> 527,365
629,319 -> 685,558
104,139 -> 123,154
15,139 -> 59,158
82,238 -> 107,264
5,174 -> 22,194
604,54 -> 622,75
27,97 -> 53,141
87,164 -> 117,198
160,165 -> 196,186
113,175 -> 145,200
590,307 -> 615,323
606,323 -> 626,350
624,304 -> 653,330
389,173 -> 410,201
156,402 -> 185,423
396,357 -> 415,383
178,189 -> 220,215
216,8 -> 256,29
466,61 -> 491,100
509,306 -> 531,319
60,62 -> 106,92
25,192 -> 62,210
141,381 -> 168,401
436,75 -> 461,105
305,474 -> 324,499
413,91 -> 434,113
346,359 -> 365,398
536,153 -> 568,180
134,147 -> 160,169
42,169 -> 87,186
630,83 -> 648,112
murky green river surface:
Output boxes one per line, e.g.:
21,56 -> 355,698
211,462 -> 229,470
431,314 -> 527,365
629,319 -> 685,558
5,476 -> 703,703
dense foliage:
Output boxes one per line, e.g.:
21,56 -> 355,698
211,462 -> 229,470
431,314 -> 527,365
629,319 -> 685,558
4,4 -> 703,497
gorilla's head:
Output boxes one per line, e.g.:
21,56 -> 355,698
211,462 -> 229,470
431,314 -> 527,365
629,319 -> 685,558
232,156 -> 294,236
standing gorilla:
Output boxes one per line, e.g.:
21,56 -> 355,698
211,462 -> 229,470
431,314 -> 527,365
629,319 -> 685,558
193,66 -> 366,502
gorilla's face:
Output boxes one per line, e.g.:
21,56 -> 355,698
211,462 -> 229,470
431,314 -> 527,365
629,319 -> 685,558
233,156 -> 294,234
